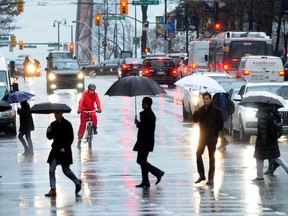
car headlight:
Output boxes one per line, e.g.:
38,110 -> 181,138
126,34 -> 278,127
27,64 -> 36,73
48,73 -> 56,80
77,72 -> 84,79
242,107 -> 257,119
0,109 -> 15,118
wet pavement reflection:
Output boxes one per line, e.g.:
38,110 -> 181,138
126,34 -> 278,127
1,76 -> 288,215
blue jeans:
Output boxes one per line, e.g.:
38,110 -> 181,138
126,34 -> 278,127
49,158 -> 80,189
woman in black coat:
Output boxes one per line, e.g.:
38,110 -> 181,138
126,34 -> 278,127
253,105 -> 288,181
17,100 -> 34,156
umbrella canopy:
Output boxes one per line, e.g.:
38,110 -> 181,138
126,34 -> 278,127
30,102 -> 71,114
239,91 -> 286,108
0,101 -> 12,111
105,75 -> 166,97
174,75 -> 226,93
2,91 -> 35,104
105,76 -> 166,117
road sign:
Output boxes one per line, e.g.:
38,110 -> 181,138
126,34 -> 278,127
103,16 -> 125,21
133,37 -> 139,45
132,0 -> 159,5
48,43 -> 62,47
24,44 -> 37,48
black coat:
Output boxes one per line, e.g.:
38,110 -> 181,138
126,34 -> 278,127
193,104 -> 223,145
254,107 -> 280,160
46,117 -> 74,165
133,107 -> 155,152
17,101 -> 34,133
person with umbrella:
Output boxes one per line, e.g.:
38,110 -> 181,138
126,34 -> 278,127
77,84 -> 102,141
17,100 -> 34,156
45,111 -> 82,197
133,97 -> 165,187
193,92 -> 224,185
252,104 -> 288,182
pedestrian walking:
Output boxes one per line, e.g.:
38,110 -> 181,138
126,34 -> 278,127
133,97 -> 165,188
45,111 -> 82,197
212,92 -> 229,150
253,104 -> 288,181
193,92 -> 224,185
17,100 -> 34,156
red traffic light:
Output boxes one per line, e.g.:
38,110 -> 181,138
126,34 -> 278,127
214,22 -> 221,32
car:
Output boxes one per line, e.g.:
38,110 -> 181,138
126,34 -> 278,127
193,71 -> 231,79
231,82 -> 288,142
217,78 -> 247,92
84,58 -> 123,76
177,56 -> 189,79
45,59 -> 85,94
46,50 -> 74,69
140,56 -> 178,87
15,56 -> 40,78
117,58 -> 143,78
0,82 -> 16,136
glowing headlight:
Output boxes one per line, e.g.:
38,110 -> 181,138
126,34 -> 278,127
48,73 -> 56,80
243,107 -> 257,118
27,64 -> 36,73
77,72 -> 84,79
192,96 -> 199,105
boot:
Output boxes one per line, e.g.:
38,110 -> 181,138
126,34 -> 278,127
93,126 -> 98,135
45,188 -> 56,197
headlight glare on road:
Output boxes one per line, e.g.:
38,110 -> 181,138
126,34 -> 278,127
48,73 -> 56,80
77,72 -> 84,79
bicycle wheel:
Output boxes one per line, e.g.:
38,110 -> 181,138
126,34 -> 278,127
86,123 -> 93,148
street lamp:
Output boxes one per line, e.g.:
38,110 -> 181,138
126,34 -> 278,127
53,18 -> 67,50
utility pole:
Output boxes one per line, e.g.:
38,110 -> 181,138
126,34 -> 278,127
141,5 -> 148,56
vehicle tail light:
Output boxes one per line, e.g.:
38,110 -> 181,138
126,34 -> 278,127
191,63 -> 196,68
121,64 -> 130,70
184,66 -> 188,71
171,68 -> 177,76
244,70 -> 250,75
223,63 -> 229,71
142,67 -> 150,75
279,70 -> 285,76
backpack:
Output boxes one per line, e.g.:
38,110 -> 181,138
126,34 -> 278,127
227,99 -> 235,115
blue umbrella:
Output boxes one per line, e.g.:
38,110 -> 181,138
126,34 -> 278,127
2,91 -> 35,104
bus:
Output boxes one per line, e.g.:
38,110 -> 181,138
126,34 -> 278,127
208,31 -> 273,77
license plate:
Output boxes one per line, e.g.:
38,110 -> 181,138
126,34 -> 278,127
157,71 -> 165,75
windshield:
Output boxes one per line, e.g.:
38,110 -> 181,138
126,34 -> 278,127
0,86 -> 8,99
125,58 -> 142,64
247,85 -> 284,95
53,61 -> 80,70
51,52 -> 73,60
144,59 -> 175,67
0,71 -> 8,85
229,41 -> 271,58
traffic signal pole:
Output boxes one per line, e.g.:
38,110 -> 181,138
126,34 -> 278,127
141,5 -> 148,56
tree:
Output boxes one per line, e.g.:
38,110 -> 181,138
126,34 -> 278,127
0,0 -> 21,34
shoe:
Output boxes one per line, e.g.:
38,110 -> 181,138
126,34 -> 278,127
155,171 -> 165,185
77,139 -> 81,149
252,177 -> 264,182
206,179 -> 214,185
93,126 -> 98,135
273,162 -> 280,172
75,179 -> 82,194
135,182 -> 150,188
195,176 -> 206,183
78,136 -> 83,140
263,169 -> 273,175
217,141 -> 229,150
45,188 -> 56,197
22,150 -> 30,156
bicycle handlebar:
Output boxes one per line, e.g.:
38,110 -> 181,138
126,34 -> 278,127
80,110 -> 101,114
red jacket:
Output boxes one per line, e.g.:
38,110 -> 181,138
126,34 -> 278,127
78,90 -> 101,111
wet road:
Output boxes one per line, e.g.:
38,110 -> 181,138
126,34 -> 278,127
1,75 -> 288,215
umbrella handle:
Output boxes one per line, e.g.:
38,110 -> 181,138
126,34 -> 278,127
135,96 -> 137,120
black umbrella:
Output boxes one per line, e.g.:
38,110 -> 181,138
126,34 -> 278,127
2,91 -> 35,104
105,76 -> 166,117
0,101 -> 12,111
30,102 -> 71,114
239,91 -> 286,108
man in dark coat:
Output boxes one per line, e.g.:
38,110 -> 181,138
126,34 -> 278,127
17,100 -> 34,156
193,92 -> 223,185
45,111 -> 82,197
133,97 -> 164,188
253,105 -> 288,181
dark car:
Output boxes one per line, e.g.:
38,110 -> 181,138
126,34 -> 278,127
84,58 -> 123,76
118,58 -> 143,78
140,56 -> 178,87
46,50 -> 74,69
45,59 -> 85,94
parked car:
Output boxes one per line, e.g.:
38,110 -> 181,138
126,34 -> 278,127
84,58 -> 123,76
45,59 -> 85,94
231,82 -> 288,142
0,82 -> 16,136
118,58 -> 143,78
140,56 -> 178,87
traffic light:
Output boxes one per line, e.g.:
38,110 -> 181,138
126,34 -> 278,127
138,37 -> 141,48
16,0 -> 24,13
120,0 -> 128,15
144,47 -> 150,53
10,35 -> 16,47
19,41 -> 23,50
214,22 -> 221,32
69,43 -> 74,54
94,14 -> 102,26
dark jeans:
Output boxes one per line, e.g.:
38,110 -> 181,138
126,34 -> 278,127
18,131 -> 33,151
196,142 -> 216,180
136,151 -> 162,184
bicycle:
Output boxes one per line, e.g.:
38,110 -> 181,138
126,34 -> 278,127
77,110 -> 100,149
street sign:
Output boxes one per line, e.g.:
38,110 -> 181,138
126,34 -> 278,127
48,43 -> 62,47
103,16 -> 125,21
133,37 -> 139,45
24,44 -> 37,48
132,0 -> 159,5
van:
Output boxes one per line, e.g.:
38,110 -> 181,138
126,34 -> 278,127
187,40 -> 209,74
237,56 -> 284,82
0,55 -> 12,91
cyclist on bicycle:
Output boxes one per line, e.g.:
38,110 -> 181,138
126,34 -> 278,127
77,84 -> 102,140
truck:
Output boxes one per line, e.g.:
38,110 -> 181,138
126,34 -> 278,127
187,40 -> 209,74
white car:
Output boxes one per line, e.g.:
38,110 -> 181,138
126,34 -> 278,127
231,82 -> 288,142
